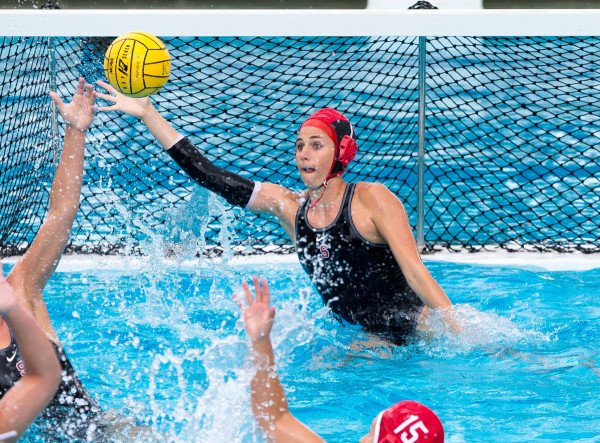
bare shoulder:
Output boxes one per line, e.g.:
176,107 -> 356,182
355,181 -> 391,195
354,181 -> 403,211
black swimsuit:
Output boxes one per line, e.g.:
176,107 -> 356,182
0,329 -> 21,397
295,183 -> 424,345
0,328 -> 102,434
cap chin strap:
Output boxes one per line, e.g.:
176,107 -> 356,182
309,178 -> 328,209
309,169 -> 346,210
309,143 -> 346,210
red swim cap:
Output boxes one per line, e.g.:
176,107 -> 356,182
300,108 -> 358,180
373,401 -> 444,443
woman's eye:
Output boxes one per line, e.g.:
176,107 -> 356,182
313,143 -> 322,149
296,144 -> 303,151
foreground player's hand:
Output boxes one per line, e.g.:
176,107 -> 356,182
95,80 -> 151,118
234,276 -> 276,341
49,77 -> 96,132
0,257 -> 19,315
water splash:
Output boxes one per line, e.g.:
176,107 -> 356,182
413,303 -> 551,358
144,335 -> 253,441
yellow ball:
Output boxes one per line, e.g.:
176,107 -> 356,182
103,31 -> 171,98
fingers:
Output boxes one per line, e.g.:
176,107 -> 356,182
237,276 -> 272,309
85,83 -> 97,118
94,80 -> 119,112
242,280 -> 253,307
94,89 -> 118,113
94,91 -> 117,104
95,105 -> 117,113
48,91 -> 64,108
96,79 -> 118,95
262,278 -> 270,306
75,77 -> 85,95
252,275 -> 262,303
50,78 -> 96,121
85,83 -> 96,105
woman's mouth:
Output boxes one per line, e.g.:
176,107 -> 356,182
302,167 -> 316,173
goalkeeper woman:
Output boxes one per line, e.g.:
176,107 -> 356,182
97,81 -> 461,344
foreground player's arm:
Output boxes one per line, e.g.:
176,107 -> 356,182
95,81 -> 300,237
362,184 -> 462,332
0,260 -> 61,441
7,78 -> 95,340
235,277 -> 325,443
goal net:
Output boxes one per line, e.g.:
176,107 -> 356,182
1,10 -> 599,256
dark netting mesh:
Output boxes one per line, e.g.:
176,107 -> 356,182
425,37 -> 600,252
1,35 -> 600,256
0,37 -> 54,255
2,36 -> 420,256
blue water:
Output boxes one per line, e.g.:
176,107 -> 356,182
5,257 -> 598,442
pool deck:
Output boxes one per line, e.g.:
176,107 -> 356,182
3,251 -> 600,272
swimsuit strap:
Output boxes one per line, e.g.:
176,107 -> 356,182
340,182 -> 356,221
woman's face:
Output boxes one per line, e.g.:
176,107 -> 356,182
359,416 -> 377,443
295,126 -> 336,189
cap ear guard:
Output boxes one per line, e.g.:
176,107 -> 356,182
338,135 -> 358,168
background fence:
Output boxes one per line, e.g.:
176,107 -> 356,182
1,33 -> 599,256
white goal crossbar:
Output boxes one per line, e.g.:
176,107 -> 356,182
1,9 -> 600,37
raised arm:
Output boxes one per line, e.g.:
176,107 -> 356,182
95,81 -> 300,237
7,78 -> 95,337
0,259 -> 61,441
234,277 -> 324,443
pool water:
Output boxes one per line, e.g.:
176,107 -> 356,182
6,254 -> 600,442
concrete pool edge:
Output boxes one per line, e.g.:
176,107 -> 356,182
420,251 -> 600,271
2,251 -> 599,272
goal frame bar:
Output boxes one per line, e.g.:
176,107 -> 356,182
1,9 -> 600,37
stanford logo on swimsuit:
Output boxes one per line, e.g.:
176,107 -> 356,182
320,244 -> 330,259
16,360 -> 25,376
316,233 -> 331,259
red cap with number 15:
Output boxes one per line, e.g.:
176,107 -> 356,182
373,400 -> 444,443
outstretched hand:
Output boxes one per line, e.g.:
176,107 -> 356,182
95,80 -> 151,118
0,258 -> 19,315
49,77 -> 96,132
234,276 -> 277,341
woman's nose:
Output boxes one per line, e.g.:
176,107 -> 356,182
298,150 -> 310,161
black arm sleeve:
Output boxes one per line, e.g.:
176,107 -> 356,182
167,137 -> 257,208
